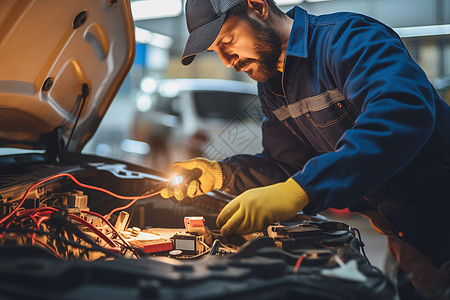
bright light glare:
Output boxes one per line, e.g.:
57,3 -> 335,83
171,175 -> 184,185
140,77 -> 157,93
132,0 -> 182,20
305,0 -> 332,2
159,82 -> 180,98
95,143 -> 112,156
135,27 -> 173,49
136,94 -> 153,112
120,139 -> 151,155
275,0 -> 303,4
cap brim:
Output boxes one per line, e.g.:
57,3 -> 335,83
181,13 -> 226,66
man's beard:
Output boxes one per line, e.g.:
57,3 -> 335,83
233,17 -> 283,82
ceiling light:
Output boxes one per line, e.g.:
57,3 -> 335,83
131,0 -> 182,21
275,0 -> 304,5
120,139 -> 151,155
394,24 -> 450,38
136,94 -> 153,112
140,77 -> 157,93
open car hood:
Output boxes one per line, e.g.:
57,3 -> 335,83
0,0 -> 135,152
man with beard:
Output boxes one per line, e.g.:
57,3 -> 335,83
161,0 -> 450,298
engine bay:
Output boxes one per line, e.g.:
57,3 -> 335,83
0,157 -> 231,261
0,155 -> 398,299
0,163 -> 344,261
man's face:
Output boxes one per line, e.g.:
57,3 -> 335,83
207,15 -> 283,82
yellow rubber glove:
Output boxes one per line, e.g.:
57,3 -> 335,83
216,178 -> 309,236
160,157 -> 223,201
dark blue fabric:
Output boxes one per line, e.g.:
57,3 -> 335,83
219,6 -> 450,266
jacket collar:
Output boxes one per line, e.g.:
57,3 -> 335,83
286,6 -> 309,58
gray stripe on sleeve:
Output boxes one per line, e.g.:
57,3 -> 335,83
272,89 -> 346,121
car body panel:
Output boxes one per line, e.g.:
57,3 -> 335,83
0,0 -> 135,151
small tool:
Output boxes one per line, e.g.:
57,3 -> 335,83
142,168 -> 202,198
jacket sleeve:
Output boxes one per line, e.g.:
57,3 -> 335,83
219,88 -> 318,195
294,15 -> 436,213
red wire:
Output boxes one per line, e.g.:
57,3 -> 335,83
64,173 -> 158,201
18,207 -> 58,217
106,198 -> 139,220
29,215 -> 38,245
33,215 -> 50,245
105,192 -> 154,220
0,174 -> 63,225
68,214 -> 116,247
294,254 -> 307,272
16,208 -> 116,251
36,216 -> 50,229
34,238 -> 65,259
31,209 -> 119,248
32,210 -> 117,250
0,173 -> 161,225
81,210 -> 131,247
0,172 -> 161,255
0,208 -> 58,240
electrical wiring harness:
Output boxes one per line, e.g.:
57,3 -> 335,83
0,173 -> 160,260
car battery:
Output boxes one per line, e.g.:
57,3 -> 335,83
268,224 -> 324,251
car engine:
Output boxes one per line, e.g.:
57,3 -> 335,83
0,155 -> 399,299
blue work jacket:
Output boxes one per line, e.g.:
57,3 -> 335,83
219,6 -> 450,266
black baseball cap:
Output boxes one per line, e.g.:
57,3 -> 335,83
181,0 -> 245,66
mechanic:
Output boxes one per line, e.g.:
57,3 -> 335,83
161,0 -> 450,298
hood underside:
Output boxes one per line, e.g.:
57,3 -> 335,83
0,0 -> 135,152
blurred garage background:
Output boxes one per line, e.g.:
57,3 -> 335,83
82,0 -> 450,272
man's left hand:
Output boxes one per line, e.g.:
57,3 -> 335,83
216,178 -> 309,236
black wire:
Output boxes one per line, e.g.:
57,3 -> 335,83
173,239 -> 225,260
208,239 -> 222,256
38,207 -> 138,259
352,227 -> 372,267
1,228 -> 123,259
370,265 -> 385,275
175,250 -> 211,260
63,83 -> 89,158
58,209 -> 140,258
114,238 -> 143,258
63,219 -> 141,259
63,220 -> 110,255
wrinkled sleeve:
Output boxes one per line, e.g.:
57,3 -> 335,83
219,88 -> 318,195
294,16 -> 436,213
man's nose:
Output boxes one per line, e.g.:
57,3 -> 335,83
216,48 -> 238,68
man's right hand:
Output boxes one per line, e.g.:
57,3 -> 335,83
160,158 -> 223,201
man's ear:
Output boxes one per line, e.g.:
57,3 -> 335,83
247,0 -> 269,20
